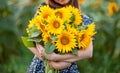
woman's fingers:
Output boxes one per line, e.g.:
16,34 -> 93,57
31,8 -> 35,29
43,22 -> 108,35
28,47 -> 42,60
35,43 -> 77,61
41,51 -> 75,61
41,52 -> 54,61
35,43 -> 52,60
48,61 -> 71,70
36,43 -> 45,54
36,43 -> 44,51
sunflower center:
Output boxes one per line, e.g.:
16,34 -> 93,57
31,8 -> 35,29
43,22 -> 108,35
112,5 -> 117,12
53,21 -> 60,28
40,24 -> 45,30
80,34 -> 85,41
55,12 -> 63,18
47,37 -> 52,42
43,14 -> 49,19
61,36 -> 69,45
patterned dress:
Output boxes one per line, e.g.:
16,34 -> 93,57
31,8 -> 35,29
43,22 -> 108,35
28,2 -> 93,73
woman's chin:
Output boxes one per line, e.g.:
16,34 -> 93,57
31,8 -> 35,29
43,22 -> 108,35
54,0 -> 70,5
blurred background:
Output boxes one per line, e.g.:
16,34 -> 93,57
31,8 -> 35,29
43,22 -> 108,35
0,0 -> 120,73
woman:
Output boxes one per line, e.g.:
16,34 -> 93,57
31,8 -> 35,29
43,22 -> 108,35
28,0 -> 93,73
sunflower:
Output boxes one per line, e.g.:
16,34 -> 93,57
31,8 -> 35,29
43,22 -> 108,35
46,16 -> 64,35
56,31 -> 76,53
42,33 -> 52,44
66,6 -> 82,25
77,23 -> 96,49
28,17 -> 36,28
78,30 -> 92,49
38,5 -> 54,21
34,16 -> 47,34
26,17 -> 37,35
86,23 -> 96,36
54,7 -> 71,22
108,2 -> 119,16
66,24 -> 79,35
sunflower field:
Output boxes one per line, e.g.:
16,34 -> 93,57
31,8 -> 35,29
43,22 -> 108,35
0,0 -> 120,73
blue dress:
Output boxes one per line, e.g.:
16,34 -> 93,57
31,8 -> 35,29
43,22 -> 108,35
28,3 -> 93,73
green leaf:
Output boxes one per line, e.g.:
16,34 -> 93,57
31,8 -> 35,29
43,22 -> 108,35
50,34 -> 57,41
74,24 -> 78,28
72,48 -> 78,56
51,36 -> 57,41
69,13 -> 75,24
28,38 -> 42,42
30,30 -> 41,38
63,21 -> 68,26
78,25 -> 88,31
21,36 -> 35,47
28,25 -> 41,38
45,42 -> 52,50
45,42 -> 56,54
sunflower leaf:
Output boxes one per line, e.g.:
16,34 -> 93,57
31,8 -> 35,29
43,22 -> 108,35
30,30 -> 41,38
21,36 -> 35,48
74,24 -> 78,28
50,35 -> 57,41
69,13 -> 75,24
63,21 -> 68,26
28,25 -> 41,38
28,38 -> 42,42
27,25 -> 36,34
72,48 -> 78,56
46,44 -> 56,54
45,42 -> 56,54
51,36 -> 57,41
45,42 -> 52,50
78,25 -> 88,31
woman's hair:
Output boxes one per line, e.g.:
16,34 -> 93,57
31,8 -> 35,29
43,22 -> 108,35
48,0 -> 79,8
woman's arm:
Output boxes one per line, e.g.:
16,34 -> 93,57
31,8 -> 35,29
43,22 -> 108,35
63,42 -> 93,62
37,42 -> 93,69
38,41 -> 93,62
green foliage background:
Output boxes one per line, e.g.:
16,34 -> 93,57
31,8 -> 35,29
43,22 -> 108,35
0,0 -> 120,73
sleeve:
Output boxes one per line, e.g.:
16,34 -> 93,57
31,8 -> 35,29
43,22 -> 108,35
82,14 -> 93,25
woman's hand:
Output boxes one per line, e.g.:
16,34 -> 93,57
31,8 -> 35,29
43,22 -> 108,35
36,43 -> 72,69
28,43 -> 45,60
33,42 -> 93,70
48,61 -> 71,70
36,44 -> 73,61
28,47 -> 42,60
38,42 -> 93,62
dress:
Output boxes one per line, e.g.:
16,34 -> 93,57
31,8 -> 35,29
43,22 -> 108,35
28,2 -> 93,73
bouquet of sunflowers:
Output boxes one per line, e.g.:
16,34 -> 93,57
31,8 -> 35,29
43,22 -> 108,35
22,5 -> 96,73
